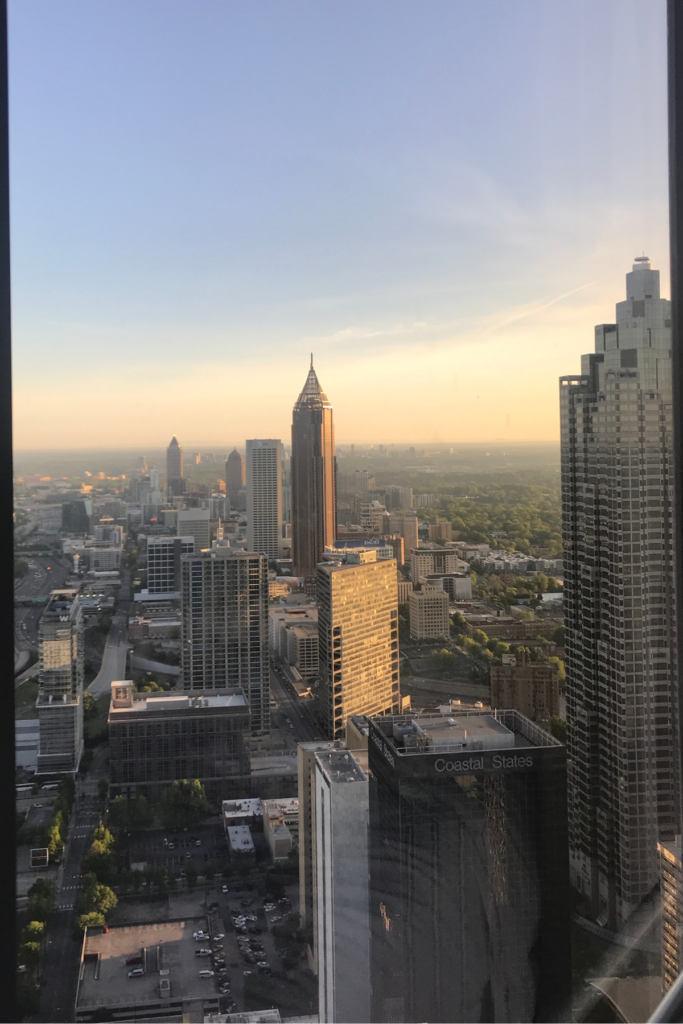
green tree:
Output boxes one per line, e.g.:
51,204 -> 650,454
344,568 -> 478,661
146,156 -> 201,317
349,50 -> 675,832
472,629 -> 488,645
79,748 -> 94,774
19,941 -> 41,967
159,779 -> 210,829
77,873 -> 118,917
46,821 -> 63,858
98,778 -> 109,803
551,625 -> 565,646
21,920 -> 45,944
76,911 -> 106,933
547,656 -> 566,685
83,691 -> 97,721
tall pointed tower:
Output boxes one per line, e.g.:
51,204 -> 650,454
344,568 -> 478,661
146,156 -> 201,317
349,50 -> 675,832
291,357 -> 336,585
166,435 -> 184,498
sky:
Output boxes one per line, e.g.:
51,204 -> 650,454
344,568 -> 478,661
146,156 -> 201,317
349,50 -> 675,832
8,0 -> 669,449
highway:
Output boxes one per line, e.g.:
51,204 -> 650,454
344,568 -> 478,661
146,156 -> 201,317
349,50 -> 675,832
88,572 -> 132,696
88,613 -> 130,696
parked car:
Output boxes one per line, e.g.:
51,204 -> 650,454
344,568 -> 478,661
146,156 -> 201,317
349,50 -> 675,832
248,926 -> 262,935
257,962 -> 272,975
222,884 -> 229,893
195,839 -> 202,846
198,970 -> 215,978
214,932 -> 225,940
128,968 -> 144,978
125,956 -> 143,966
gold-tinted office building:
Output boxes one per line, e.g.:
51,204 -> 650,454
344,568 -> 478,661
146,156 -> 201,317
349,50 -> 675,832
291,358 -> 336,585
317,552 -> 400,739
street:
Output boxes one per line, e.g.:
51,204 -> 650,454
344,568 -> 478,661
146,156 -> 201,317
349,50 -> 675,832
38,749 -> 109,1022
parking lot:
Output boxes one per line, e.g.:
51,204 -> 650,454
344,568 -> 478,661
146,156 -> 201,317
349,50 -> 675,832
206,880 -> 303,1015
118,824 -> 223,872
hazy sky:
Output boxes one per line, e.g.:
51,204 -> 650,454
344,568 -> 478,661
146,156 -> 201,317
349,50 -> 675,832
9,0 -> 668,449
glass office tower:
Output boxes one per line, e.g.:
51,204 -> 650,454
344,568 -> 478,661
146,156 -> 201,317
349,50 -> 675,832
367,711 -> 571,1024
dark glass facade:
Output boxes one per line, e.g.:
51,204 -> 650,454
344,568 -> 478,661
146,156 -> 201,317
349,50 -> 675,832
367,711 -> 571,1024
291,360 -> 336,584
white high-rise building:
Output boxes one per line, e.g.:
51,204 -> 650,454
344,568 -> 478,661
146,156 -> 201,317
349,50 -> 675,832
246,439 -> 283,559
561,257 -> 677,929
176,507 -> 211,552
314,748 -> 371,1024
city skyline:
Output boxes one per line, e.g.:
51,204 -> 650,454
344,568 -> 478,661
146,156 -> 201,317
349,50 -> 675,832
8,0 -> 668,449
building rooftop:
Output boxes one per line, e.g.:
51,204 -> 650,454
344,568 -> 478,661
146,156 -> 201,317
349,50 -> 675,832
315,750 -> 367,784
109,683 -> 248,717
76,918 -> 218,1020
372,710 -> 562,756
227,825 -> 255,853
222,798 -> 262,819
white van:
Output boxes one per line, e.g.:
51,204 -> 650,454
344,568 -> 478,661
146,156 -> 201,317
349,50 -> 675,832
198,970 -> 214,978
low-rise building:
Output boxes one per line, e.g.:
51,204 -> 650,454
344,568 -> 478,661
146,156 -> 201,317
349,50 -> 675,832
263,797 -> 299,860
222,798 -> 263,831
108,681 -> 250,802
75,918 -> 219,1022
427,518 -> 452,543
490,653 -> 560,724
227,825 -> 255,860
422,572 -> 472,601
409,547 -> 464,584
408,587 -> 450,640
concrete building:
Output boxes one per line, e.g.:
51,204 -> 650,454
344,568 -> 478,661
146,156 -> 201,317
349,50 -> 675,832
409,547 -> 463,584
422,572 -> 473,601
408,586 -> 450,640
227,825 -> 255,859
291,358 -> 336,585
384,485 -> 413,510
297,739 -> 342,967
427,518 -> 453,543
315,749 -> 370,1024
147,535 -> 195,595
36,590 -> 84,774
561,257 -> 677,928
384,533 -> 405,566
659,837 -> 683,993
263,797 -> 299,860
317,551 -> 400,739
180,547 -> 270,734
176,508 -> 211,552
166,435 -> 184,498
490,653 -> 560,725
286,625 -> 319,681
108,681 -> 250,802
397,579 -> 413,604
359,500 -> 386,533
88,547 -> 122,571
226,448 -> 246,506
368,711 -> 571,1024
75,918 -> 220,1022
222,797 -> 263,832
246,439 -> 283,559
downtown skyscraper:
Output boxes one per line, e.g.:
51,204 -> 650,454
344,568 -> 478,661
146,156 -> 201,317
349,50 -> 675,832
166,434 -> 184,498
246,438 -> 283,559
180,546 -> 270,734
291,357 -> 337,584
561,256 -> 678,929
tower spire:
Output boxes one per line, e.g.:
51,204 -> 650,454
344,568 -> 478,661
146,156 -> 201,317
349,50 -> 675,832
311,352 -> 314,368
